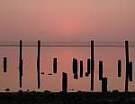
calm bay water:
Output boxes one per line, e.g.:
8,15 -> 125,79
0,44 -> 135,92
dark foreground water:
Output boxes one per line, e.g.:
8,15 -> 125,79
0,91 -> 135,104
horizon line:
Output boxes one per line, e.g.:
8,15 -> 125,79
0,41 -> 135,47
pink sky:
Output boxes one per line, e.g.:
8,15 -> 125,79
0,0 -> 135,41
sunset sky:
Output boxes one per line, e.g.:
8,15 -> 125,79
0,0 -> 135,41
0,0 -> 135,92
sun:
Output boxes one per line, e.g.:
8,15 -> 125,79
53,16 -> 83,35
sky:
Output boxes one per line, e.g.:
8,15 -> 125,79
0,0 -> 135,41
0,0 -> 135,92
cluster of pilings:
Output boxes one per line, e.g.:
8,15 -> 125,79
1,40 -> 134,93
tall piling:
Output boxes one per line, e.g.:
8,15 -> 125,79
37,40 -> 41,89
91,40 -> 94,91
19,40 -> 23,88
125,40 -> 129,92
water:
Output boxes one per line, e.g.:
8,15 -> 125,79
0,41 -> 135,92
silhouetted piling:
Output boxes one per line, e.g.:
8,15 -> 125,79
19,59 -> 23,88
102,77 -> 107,92
72,58 -> 78,79
125,40 -> 129,92
3,57 -> 7,73
62,72 -> 68,93
99,61 -> 103,80
118,60 -> 122,77
53,58 -> 57,73
85,58 -> 90,77
37,40 -> 41,89
19,40 -> 23,88
128,62 -> 132,81
80,60 -> 83,78
91,40 -> 94,91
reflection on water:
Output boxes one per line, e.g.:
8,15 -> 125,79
0,44 -> 135,92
